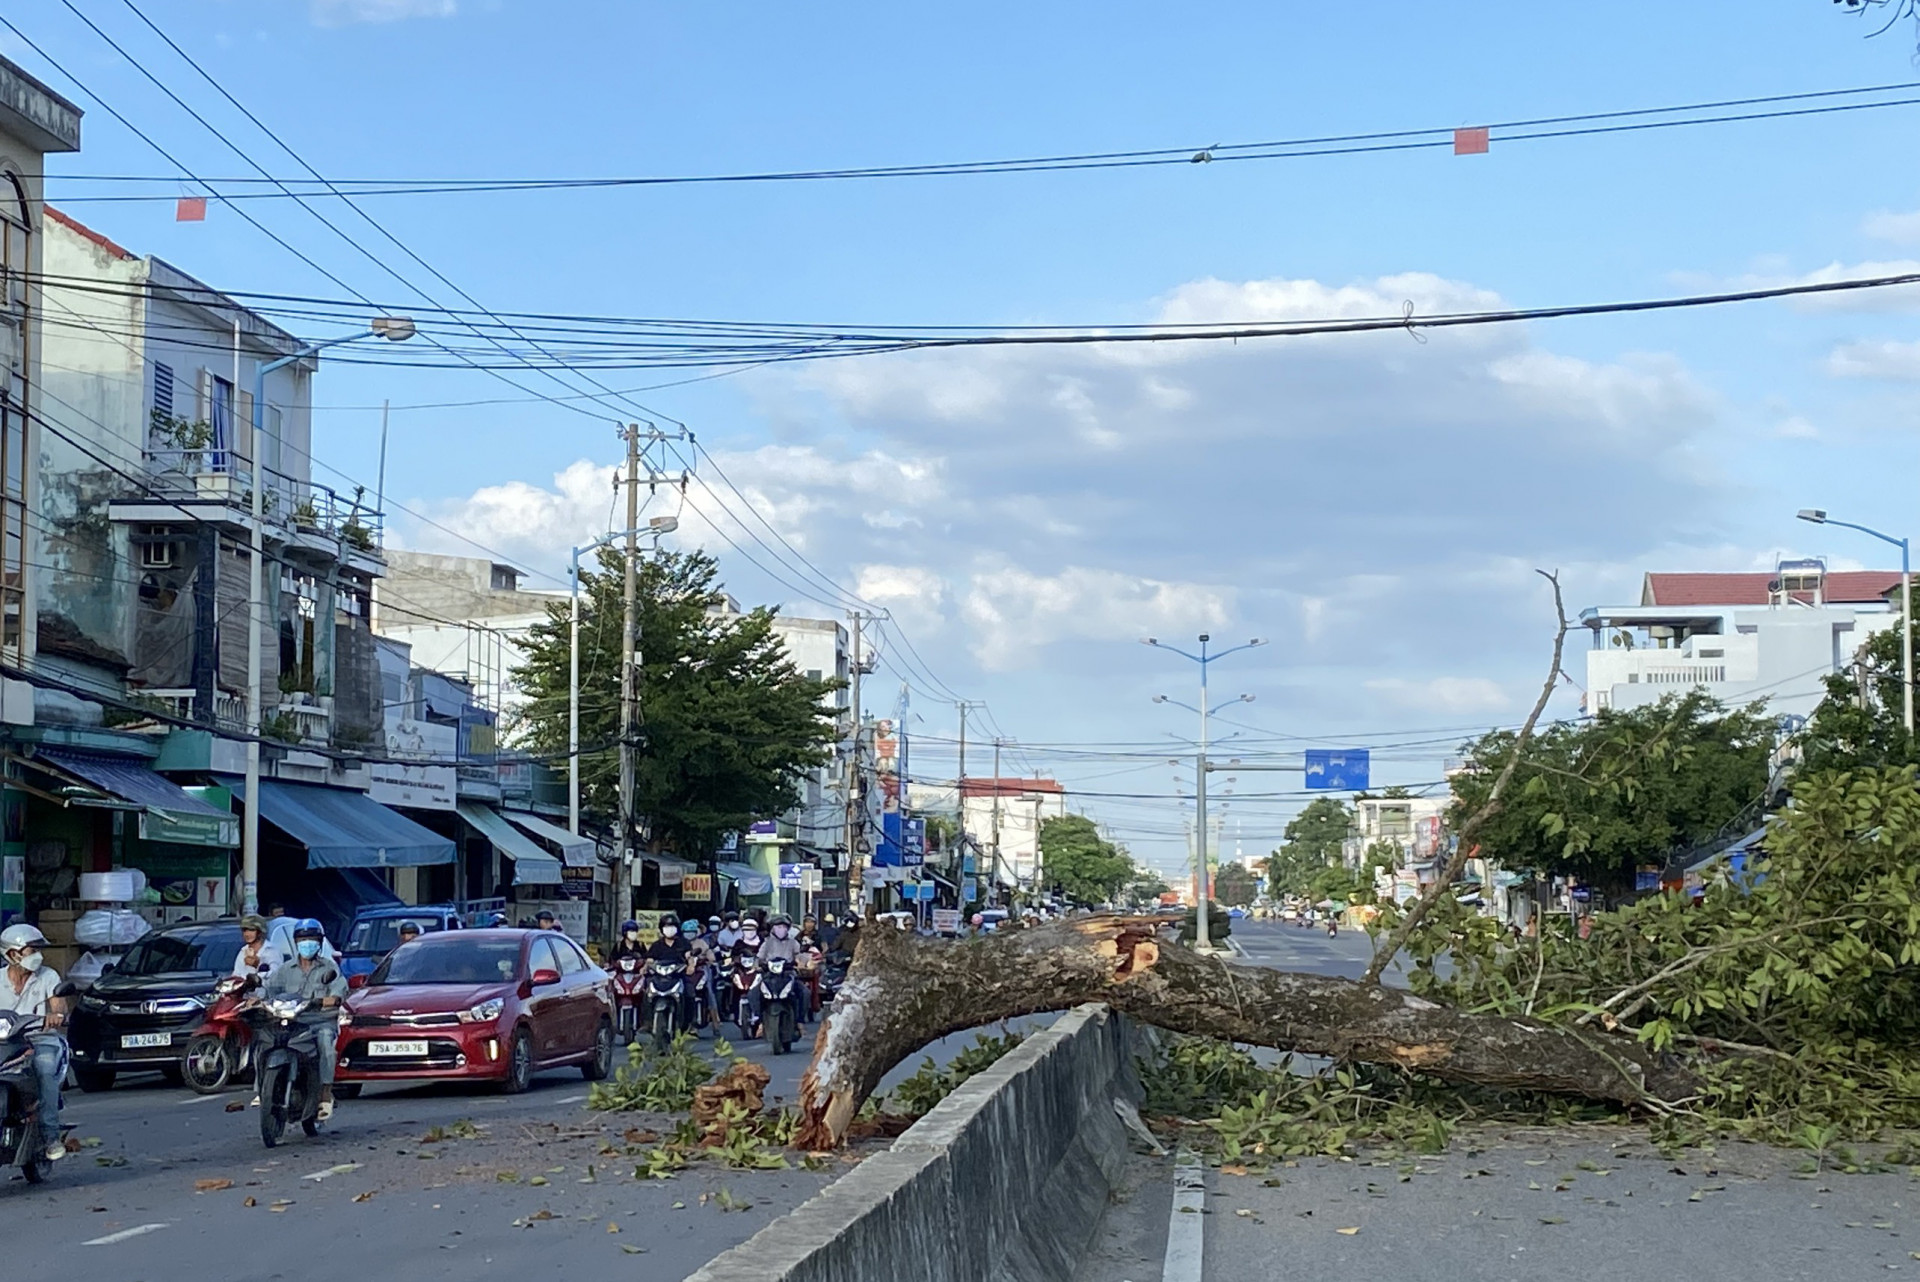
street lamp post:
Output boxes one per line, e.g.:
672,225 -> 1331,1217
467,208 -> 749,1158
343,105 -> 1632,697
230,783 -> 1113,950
1145,633 -> 1264,950
567,515 -> 678,836
1798,509 -> 1912,737
240,318 -> 413,916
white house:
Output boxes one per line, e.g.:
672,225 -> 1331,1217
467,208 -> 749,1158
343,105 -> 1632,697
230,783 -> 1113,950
960,777 -> 1067,887
1582,561 -> 1900,724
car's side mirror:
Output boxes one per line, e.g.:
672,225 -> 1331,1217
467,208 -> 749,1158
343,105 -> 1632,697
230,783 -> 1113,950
530,968 -> 561,987
346,973 -> 368,990
51,980 -> 79,999
98,963 -> 115,976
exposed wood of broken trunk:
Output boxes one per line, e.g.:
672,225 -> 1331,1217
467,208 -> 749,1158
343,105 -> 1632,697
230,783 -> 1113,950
795,915 -> 1693,1150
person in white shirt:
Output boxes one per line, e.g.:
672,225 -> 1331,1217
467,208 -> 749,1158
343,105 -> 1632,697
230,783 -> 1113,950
231,914 -> 283,980
0,924 -> 69,1162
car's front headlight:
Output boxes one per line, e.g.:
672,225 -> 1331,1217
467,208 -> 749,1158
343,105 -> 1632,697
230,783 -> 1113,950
459,998 -> 505,1024
78,994 -> 107,1012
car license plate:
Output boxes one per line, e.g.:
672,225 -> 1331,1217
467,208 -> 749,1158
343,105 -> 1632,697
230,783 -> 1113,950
120,1032 -> 172,1049
368,1040 -> 428,1057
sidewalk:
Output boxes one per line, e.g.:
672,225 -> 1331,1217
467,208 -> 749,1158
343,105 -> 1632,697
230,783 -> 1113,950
1077,1125 -> 1918,1282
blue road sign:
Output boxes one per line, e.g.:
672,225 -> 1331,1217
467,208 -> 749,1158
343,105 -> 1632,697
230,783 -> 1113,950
1304,749 -> 1370,791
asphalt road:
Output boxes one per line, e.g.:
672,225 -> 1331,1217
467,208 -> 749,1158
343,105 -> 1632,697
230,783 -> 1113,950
6,1021 -> 839,1280
1075,920 -> 1920,1282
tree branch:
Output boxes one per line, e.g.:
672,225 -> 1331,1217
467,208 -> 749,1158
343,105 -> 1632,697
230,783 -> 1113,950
1361,570 -> 1569,986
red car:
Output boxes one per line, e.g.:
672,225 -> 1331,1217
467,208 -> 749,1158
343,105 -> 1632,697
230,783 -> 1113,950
335,929 -> 615,1094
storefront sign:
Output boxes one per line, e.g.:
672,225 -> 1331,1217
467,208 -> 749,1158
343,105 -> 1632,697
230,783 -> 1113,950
682,873 -> 713,898
368,763 -> 458,811
777,862 -> 807,889
139,809 -> 238,849
559,865 -> 598,900
931,908 -> 961,933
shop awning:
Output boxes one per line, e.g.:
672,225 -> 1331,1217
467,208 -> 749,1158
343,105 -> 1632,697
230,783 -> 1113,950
457,802 -> 562,885
646,854 -> 697,887
503,809 -> 597,868
222,777 -> 454,869
34,748 -> 237,847
716,860 -> 774,896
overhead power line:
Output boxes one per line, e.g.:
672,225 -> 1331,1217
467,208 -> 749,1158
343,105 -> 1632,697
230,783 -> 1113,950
36,80 -> 1920,201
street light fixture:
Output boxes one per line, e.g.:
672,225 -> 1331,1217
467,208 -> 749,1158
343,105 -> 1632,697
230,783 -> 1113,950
1144,633 -> 1267,950
1797,508 -> 1911,737
239,319 -> 414,915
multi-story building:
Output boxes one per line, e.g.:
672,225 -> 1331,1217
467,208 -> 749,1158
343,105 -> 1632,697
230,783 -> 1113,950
1581,560 -> 1901,723
37,205 -> 387,750
960,777 -> 1066,888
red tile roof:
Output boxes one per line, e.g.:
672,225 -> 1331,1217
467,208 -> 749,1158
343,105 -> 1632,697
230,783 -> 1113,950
1642,571 -> 1902,607
44,205 -> 135,261
960,777 -> 1065,798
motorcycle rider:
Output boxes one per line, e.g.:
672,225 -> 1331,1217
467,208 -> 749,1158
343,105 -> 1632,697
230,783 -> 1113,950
733,915 -> 763,958
0,925 -> 68,1162
753,914 -> 807,1030
231,914 -> 282,980
260,919 -> 347,1121
610,919 -> 646,964
646,914 -> 697,1030
717,913 -> 743,950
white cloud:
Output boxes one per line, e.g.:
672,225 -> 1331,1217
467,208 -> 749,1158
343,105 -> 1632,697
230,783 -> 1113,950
1773,415 -> 1821,439
1364,676 -> 1512,715
961,566 -> 1232,671
1687,259 -> 1920,313
311,0 -> 455,25
1864,209 -> 1920,246
1826,338 -> 1920,381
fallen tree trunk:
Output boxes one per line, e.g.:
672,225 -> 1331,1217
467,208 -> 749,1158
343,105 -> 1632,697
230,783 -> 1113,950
795,915 -> 1694,1150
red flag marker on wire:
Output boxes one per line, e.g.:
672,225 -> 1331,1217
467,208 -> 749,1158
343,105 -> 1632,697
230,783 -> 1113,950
1453,127 -> 1489,156
175,196 -> 206,221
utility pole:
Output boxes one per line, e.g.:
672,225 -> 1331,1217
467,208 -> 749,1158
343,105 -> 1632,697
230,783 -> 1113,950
843,611 -> 874,918
989,737 -> 1003,902
615,424 -> 641,934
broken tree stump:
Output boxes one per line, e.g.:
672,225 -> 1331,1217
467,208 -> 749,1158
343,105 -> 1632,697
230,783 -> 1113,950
794,914 -> 1692,1150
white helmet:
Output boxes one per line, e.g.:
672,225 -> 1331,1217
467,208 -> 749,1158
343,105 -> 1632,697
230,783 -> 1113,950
0,923 -> 47,955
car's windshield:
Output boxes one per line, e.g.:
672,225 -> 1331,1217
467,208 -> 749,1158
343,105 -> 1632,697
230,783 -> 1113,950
368,937 -> 520,986
114,930 -> 240,976
345,918 -> 437,954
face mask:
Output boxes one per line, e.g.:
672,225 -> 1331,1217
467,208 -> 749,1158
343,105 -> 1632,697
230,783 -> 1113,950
661,925 -> 678,938
624,931 -> 639,940
296,940 -> 322,960
12,951 -> 42,973
773,925 -> 789,939
726,921 -> 739,931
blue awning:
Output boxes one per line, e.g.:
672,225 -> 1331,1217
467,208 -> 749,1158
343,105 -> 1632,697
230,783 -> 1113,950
457,801 -> 562,885
222,777 -> 454,869
502,809 -> 598,868
716,861 -> 774,896
36,748 -> 238,848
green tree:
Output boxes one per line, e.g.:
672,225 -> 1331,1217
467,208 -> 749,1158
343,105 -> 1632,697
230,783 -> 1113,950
1126,869 -> 1171,906
1799,610 -> 1918,774
1261,797 -> 1351,898
1449,691 -> 1773,893
513,548 -> 842,857
1212,861 -> 1258,907
1037,814 -> 1135,905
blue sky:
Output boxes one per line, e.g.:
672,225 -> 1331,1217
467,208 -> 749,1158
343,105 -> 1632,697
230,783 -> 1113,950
15,1 -> 1920,872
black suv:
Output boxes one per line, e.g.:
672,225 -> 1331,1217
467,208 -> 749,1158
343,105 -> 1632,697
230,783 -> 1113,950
67,920 -> 243,1091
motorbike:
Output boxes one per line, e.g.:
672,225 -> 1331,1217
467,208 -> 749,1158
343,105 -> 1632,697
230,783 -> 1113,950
818,954 -> 851,1006
242,996 -> 328,1148
610,956 -> 645,1045
728,954 -> 760,1040
757,957 -> 799,1055
0,981 -> 77,1185
181,975 -> 253,1094
1326,919 -> 1338,938
644,960 -> 686,1052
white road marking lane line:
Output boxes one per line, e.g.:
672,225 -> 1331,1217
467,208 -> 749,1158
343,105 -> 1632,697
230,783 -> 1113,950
176,1091 -> 224,1104
84,1224 -> 170,1246
1163,1148 -> 1206,1282
553,1093 -> 585,1104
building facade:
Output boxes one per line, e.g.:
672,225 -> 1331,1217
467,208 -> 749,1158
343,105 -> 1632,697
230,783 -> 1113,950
960,777 -> 1066,889
1582,561 -> 1900,724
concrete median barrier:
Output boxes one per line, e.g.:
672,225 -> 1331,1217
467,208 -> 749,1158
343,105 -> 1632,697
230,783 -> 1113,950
686,1003 -> 1140,1282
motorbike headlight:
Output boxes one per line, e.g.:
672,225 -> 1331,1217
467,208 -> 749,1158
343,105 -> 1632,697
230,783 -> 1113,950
266,998 -> 304,1020
0,1016 -> 14,1041
459,998 -> 505,1024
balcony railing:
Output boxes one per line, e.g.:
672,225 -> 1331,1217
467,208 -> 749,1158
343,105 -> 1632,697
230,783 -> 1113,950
139,449 -> 385,550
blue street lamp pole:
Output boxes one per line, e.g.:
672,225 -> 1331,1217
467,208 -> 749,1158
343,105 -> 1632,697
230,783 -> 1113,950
240,319 -> 413,915
1144,633 -> 1265,949
1798,509 -> 1912,738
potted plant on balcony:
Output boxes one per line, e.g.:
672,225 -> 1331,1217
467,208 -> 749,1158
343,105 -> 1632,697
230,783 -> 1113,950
149,410 -> 216,485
